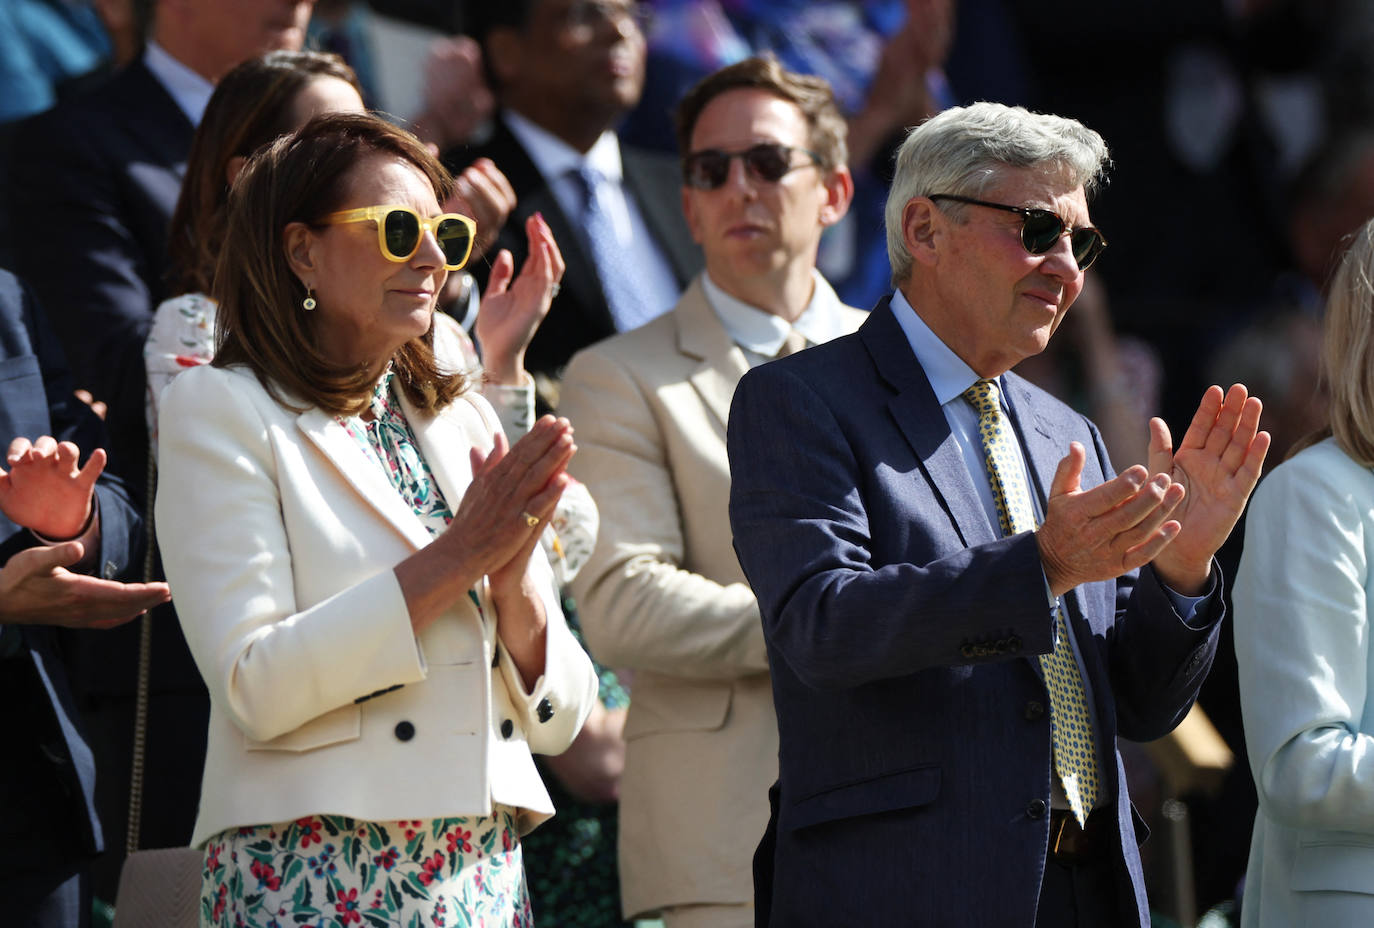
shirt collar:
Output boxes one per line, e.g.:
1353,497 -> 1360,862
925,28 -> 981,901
142,40 -> 213,126
701,269 -> 849,356
502,109 -> 623,183
888,288 -> 987,405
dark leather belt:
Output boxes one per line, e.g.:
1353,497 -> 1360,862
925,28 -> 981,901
1049,808 -> 1111,864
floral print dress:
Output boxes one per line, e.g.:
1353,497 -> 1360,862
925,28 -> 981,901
199,371 -> 534,928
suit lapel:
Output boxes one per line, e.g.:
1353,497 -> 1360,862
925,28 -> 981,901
397,392 -> 487,522
860,300 -> 994,549
676,279 -> 749,430
295,407 -> 433,550
1001,373 -> 1064,518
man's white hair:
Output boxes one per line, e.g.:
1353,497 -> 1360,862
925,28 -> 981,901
884,102 -> 1110,286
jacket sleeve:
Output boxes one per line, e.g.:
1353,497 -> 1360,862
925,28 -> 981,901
1234,446 -> 1374,833
727,361 -> 1056,691
559,345 -> 767,679
155,367 -> 427,743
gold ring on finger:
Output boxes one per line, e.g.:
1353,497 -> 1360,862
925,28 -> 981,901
521,511 -> 539,528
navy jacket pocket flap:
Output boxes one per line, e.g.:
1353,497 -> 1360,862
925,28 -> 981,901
1292,841 -> 1374,894
788,764 -> 941,831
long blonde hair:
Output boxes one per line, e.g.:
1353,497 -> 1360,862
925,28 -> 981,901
1305,216 -> 1374,465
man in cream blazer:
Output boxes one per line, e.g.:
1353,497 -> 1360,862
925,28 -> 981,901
556,57 -> 864,927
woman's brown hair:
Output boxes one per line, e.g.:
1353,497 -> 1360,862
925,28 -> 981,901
212,112 -> 469,416
166,50 -> 361,296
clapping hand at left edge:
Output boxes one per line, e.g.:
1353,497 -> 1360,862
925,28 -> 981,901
0,435 -> 102,540
0,544 -> 170,628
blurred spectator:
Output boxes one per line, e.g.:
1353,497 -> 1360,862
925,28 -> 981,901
4,0 -> 316,901
1231,216 -> 1374,928
0,0 -> 113,124
448,0 -> 701,406
622,0 -> 955,308
558,56 -> 865,928
0,268 -> 169,928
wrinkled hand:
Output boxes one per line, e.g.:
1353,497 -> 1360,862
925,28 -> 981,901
0,436 -> 101,539
443,416 -> 574,582
1147,384 -> 1269,593
1037,443 -> 1187,599
476,213 -> 566,384
446,158 -> 516,263
0,543 -> 170,628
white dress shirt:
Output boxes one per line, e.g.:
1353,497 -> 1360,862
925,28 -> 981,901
701,269 -> 852,367
142,40 -> 213,126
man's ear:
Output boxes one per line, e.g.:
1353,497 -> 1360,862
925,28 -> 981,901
283,222 -> 319,282
818,164 -> 855,227
902,197 -> 941,267
485,28 -> 523,88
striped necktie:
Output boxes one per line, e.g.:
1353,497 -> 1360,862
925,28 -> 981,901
963,378 -> 1101,826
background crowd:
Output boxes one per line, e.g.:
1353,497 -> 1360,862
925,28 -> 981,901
2,0 -> 1371,926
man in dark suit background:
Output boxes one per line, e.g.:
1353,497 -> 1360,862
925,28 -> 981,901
450,0 -> 701,399
726,102 -> 1270,926
3,0 -> 315,898
0,268 -> 169,926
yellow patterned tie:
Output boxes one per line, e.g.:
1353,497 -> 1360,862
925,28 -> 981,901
964,378 -> 1101,826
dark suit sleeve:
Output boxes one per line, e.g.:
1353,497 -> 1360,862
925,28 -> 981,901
0,272 -> 142,578
1086,435 -> 1222,742
727,362 -> 1057,691
9,109 -> 159,480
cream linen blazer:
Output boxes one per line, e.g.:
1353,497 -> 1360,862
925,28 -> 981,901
156,363 -> 597,847
1235,437 -> 1374,928
557,277 -> 867,918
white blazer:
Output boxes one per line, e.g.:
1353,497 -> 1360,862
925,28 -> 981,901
1235,437 -> 1374,927
155,363 -> 597,847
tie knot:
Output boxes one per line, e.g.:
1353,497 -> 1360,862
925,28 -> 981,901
963,378 -> 1001,417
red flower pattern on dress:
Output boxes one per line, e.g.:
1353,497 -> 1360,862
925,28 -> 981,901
446,827 -> 472,854
295,817 -> 323,847
335,888 -> 362,924
250,858 -> 282,891
418,850 -> 445,886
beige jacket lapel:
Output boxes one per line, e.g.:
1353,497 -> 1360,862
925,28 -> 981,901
677,279 -> 750,430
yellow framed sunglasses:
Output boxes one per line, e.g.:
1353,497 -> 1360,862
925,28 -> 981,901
319,205 -> 476,270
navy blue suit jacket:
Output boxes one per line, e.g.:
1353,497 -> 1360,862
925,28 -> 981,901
447,116 -> 702,381
727,297 -> 1222,927
7,58 -> 192,488
0,269 -> 142,873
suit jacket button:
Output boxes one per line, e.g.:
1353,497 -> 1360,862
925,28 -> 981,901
537,698 -> 554,723
394,721 -> 415,742
1024,700 -> 1044,721
500,719 -> 514,739
1026,798 -> 1047,820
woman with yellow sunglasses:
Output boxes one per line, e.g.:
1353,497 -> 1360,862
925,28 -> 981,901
154,111 -> 598,928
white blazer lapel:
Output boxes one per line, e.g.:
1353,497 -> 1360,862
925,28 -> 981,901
397,390 -> 490,520
296,406 -> 434,550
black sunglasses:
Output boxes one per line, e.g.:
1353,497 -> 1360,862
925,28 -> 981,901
682,143 -> 824,190
927,194 -> 1107,270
